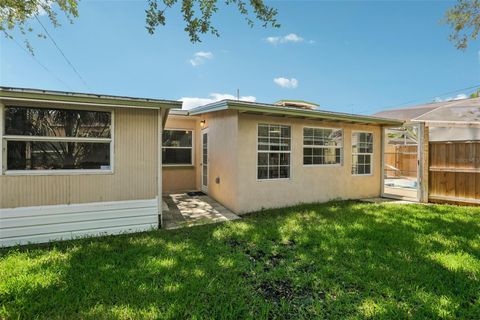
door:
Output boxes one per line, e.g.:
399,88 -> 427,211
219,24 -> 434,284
382,124 -> 421,201
201,129 -> 208,193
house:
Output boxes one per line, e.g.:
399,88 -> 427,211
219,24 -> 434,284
0,87 -> 404,247
0,87 -> 182,246
163,99 -> 401,214
374,98 -> 480,205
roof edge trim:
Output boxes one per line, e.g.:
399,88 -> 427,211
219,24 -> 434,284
0,87 -> 182,109
189,99 -> 403,125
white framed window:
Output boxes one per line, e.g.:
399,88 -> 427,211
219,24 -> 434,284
303,127 -> 343,166
162,129 -> 194,165
257,124 -> 291,180
2,105 -> 113,174
352,131 -> 373,175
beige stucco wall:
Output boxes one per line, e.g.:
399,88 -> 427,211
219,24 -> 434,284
200,110 -> 239,212
162,111 -> 240,213
1,107 -> 159,208
162,114 -> 201,192
167,110 -> 384,214
235,113 -> 382,213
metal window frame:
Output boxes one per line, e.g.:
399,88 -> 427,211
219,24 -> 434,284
161,128 -> 195,166
1,105 -> 114,175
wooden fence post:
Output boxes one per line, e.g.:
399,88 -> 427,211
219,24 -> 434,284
420,123 -> 429,203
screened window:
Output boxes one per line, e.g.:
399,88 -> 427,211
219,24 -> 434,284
162,130 -> 193,165
303,127 -> 343,165
5,107 -> 111,138
352,132 -> 373,175
3,106 -> 112,172
257,124 -> 291,180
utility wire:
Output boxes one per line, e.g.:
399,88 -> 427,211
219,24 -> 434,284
10,37 -> 73,90
34,14 -> 90,90
379,83 -> 480,110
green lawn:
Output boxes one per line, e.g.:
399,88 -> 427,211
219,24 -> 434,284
1,201 -> 480,319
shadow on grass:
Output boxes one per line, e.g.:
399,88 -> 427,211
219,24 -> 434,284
1,201 -> 480,319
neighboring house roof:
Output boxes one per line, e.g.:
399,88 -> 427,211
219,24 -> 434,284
373,98 -> 480,123
374,98 -> 480,142
0,87 -> 182,109
373,105 -> 440,121
188,99 -> 402,126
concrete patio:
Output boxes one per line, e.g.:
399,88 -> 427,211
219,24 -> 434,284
162,193 -> 240,229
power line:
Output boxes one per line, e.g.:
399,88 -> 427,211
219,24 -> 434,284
34,15 -> 90,90
10,37 -> 73,90
379,84 -> 480,110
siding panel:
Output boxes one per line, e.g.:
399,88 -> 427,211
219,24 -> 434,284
0,108 -> 159,208
0,199 -> 158,247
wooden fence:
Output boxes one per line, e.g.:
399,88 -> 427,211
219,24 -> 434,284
384,144 -> 418,178
429,141 -> 480,205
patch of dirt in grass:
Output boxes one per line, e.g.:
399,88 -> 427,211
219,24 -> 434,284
257,279 -> 295,302
255,279 -> 318,306
225,238 -> 298,271
225,239 -> 245,248
244,248 -> 267,262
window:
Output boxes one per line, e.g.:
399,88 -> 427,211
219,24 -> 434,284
352,132 -> 373,175
303,127 -> 343,165
162,129 -> 193,165
3,106 -> 112,172
257,124 -> 291,180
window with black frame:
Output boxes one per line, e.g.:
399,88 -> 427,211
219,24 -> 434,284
3,106 -> 112,172
162,129 -> 193,165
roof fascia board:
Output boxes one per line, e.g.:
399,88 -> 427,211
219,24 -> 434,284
0,90 -> 181,109
229,103 -> 402,125
188,101 -> 229,115
187,99 -> 403,125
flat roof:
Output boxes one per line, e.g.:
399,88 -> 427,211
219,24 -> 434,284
0,87 -> 182,109
188,100 -> 403,126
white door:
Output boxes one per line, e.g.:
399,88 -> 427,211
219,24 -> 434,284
201,129 -> 208,193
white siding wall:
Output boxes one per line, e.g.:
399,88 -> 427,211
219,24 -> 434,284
0,199 -> 158,247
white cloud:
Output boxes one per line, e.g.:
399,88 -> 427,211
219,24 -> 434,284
283,33 -> 303,42
179,93 -> 256,109
189,51 -> 213,66
454,93 -> 468,100
265,33 -> 304,45
273,77 -> 298,89
434,93 -> 468,102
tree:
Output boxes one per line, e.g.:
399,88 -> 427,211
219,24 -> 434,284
445,0 -> 480,49
0,0 -> 79,53
0,0 -> 279,53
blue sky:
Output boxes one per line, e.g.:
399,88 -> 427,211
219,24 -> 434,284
1,0 -> 479,114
